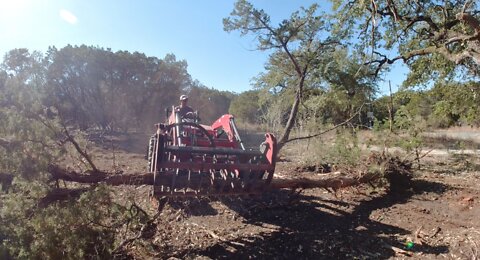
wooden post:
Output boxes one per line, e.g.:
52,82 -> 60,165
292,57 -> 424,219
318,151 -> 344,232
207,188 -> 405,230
388,81 -> 394,133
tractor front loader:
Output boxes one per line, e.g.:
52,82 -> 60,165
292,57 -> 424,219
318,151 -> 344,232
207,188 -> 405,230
146,107 -> 277,199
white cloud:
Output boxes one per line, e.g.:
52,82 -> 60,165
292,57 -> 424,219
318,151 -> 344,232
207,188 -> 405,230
59,9 -> 78,25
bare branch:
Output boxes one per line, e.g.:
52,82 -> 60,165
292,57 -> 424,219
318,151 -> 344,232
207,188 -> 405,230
285,103 -> 365,143
113,211 -> 160,254
405,15 -> 440,31
461,0 -> 474,14
61,123 -> 99,172
251,11 -> 303,77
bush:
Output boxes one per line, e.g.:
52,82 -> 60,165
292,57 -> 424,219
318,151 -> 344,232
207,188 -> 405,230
326,129 -> 362,167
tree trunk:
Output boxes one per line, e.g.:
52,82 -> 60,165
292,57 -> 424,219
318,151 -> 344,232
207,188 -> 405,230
278,78 -> 305,149
48,165 -> 379,191
42,155 -> 410,206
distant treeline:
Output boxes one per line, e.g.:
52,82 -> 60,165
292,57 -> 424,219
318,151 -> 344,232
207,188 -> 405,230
0,45 -> 234,132
1,45 -> 479,134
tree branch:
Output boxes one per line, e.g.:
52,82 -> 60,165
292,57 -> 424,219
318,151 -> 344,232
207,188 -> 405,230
363,0 -> 480,77
46,150 -> 398,192
270,171 -> 379,190
284,103 -> 365,143
46,166 -> 384,195
251,11 -> 304,78
112,211 -> 160,254
405,15 -> 440,31
368,45 -> 444,76
61,124 -> 99,172
40,150 -> 412,210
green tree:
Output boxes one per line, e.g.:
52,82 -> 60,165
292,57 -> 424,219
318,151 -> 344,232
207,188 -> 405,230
254,47 -> 378,137
43,46 -> 192,131
331,0 -> 480,86
429,81 -> 480,126
186,84 -> 234,123
224,0 -> 341,148
229,90 -> 261,124
0,54 -> 151,258
315,49 -> 378,126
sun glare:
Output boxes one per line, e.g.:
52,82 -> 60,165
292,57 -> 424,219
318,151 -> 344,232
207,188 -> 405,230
59,9 -> 78,25
0,0 -> 33,38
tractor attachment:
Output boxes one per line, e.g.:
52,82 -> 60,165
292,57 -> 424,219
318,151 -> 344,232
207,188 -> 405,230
147,108 -> 277,198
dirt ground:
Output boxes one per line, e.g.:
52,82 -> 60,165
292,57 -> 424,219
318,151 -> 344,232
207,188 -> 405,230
87,130 -> 480,259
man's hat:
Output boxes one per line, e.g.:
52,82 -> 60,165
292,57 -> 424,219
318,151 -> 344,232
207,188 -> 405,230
180,95 -> 188,101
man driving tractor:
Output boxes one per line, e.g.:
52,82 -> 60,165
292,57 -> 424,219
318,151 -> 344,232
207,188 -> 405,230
175,94 -> 195,119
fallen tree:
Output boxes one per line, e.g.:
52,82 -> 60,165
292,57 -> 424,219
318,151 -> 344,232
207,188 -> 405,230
43,154 -> 412,205
48,166 -> 377,190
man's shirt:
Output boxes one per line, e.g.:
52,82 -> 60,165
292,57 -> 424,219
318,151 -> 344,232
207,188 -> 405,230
176,105 -> 194,118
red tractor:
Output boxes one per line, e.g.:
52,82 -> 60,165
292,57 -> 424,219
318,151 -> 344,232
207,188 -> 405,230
147,107 -> 277,198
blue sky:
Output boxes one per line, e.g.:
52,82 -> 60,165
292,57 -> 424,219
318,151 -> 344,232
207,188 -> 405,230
0,0 -> 406,94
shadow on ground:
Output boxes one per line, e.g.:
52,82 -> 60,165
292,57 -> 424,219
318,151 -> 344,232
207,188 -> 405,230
175,179 -> 450,259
